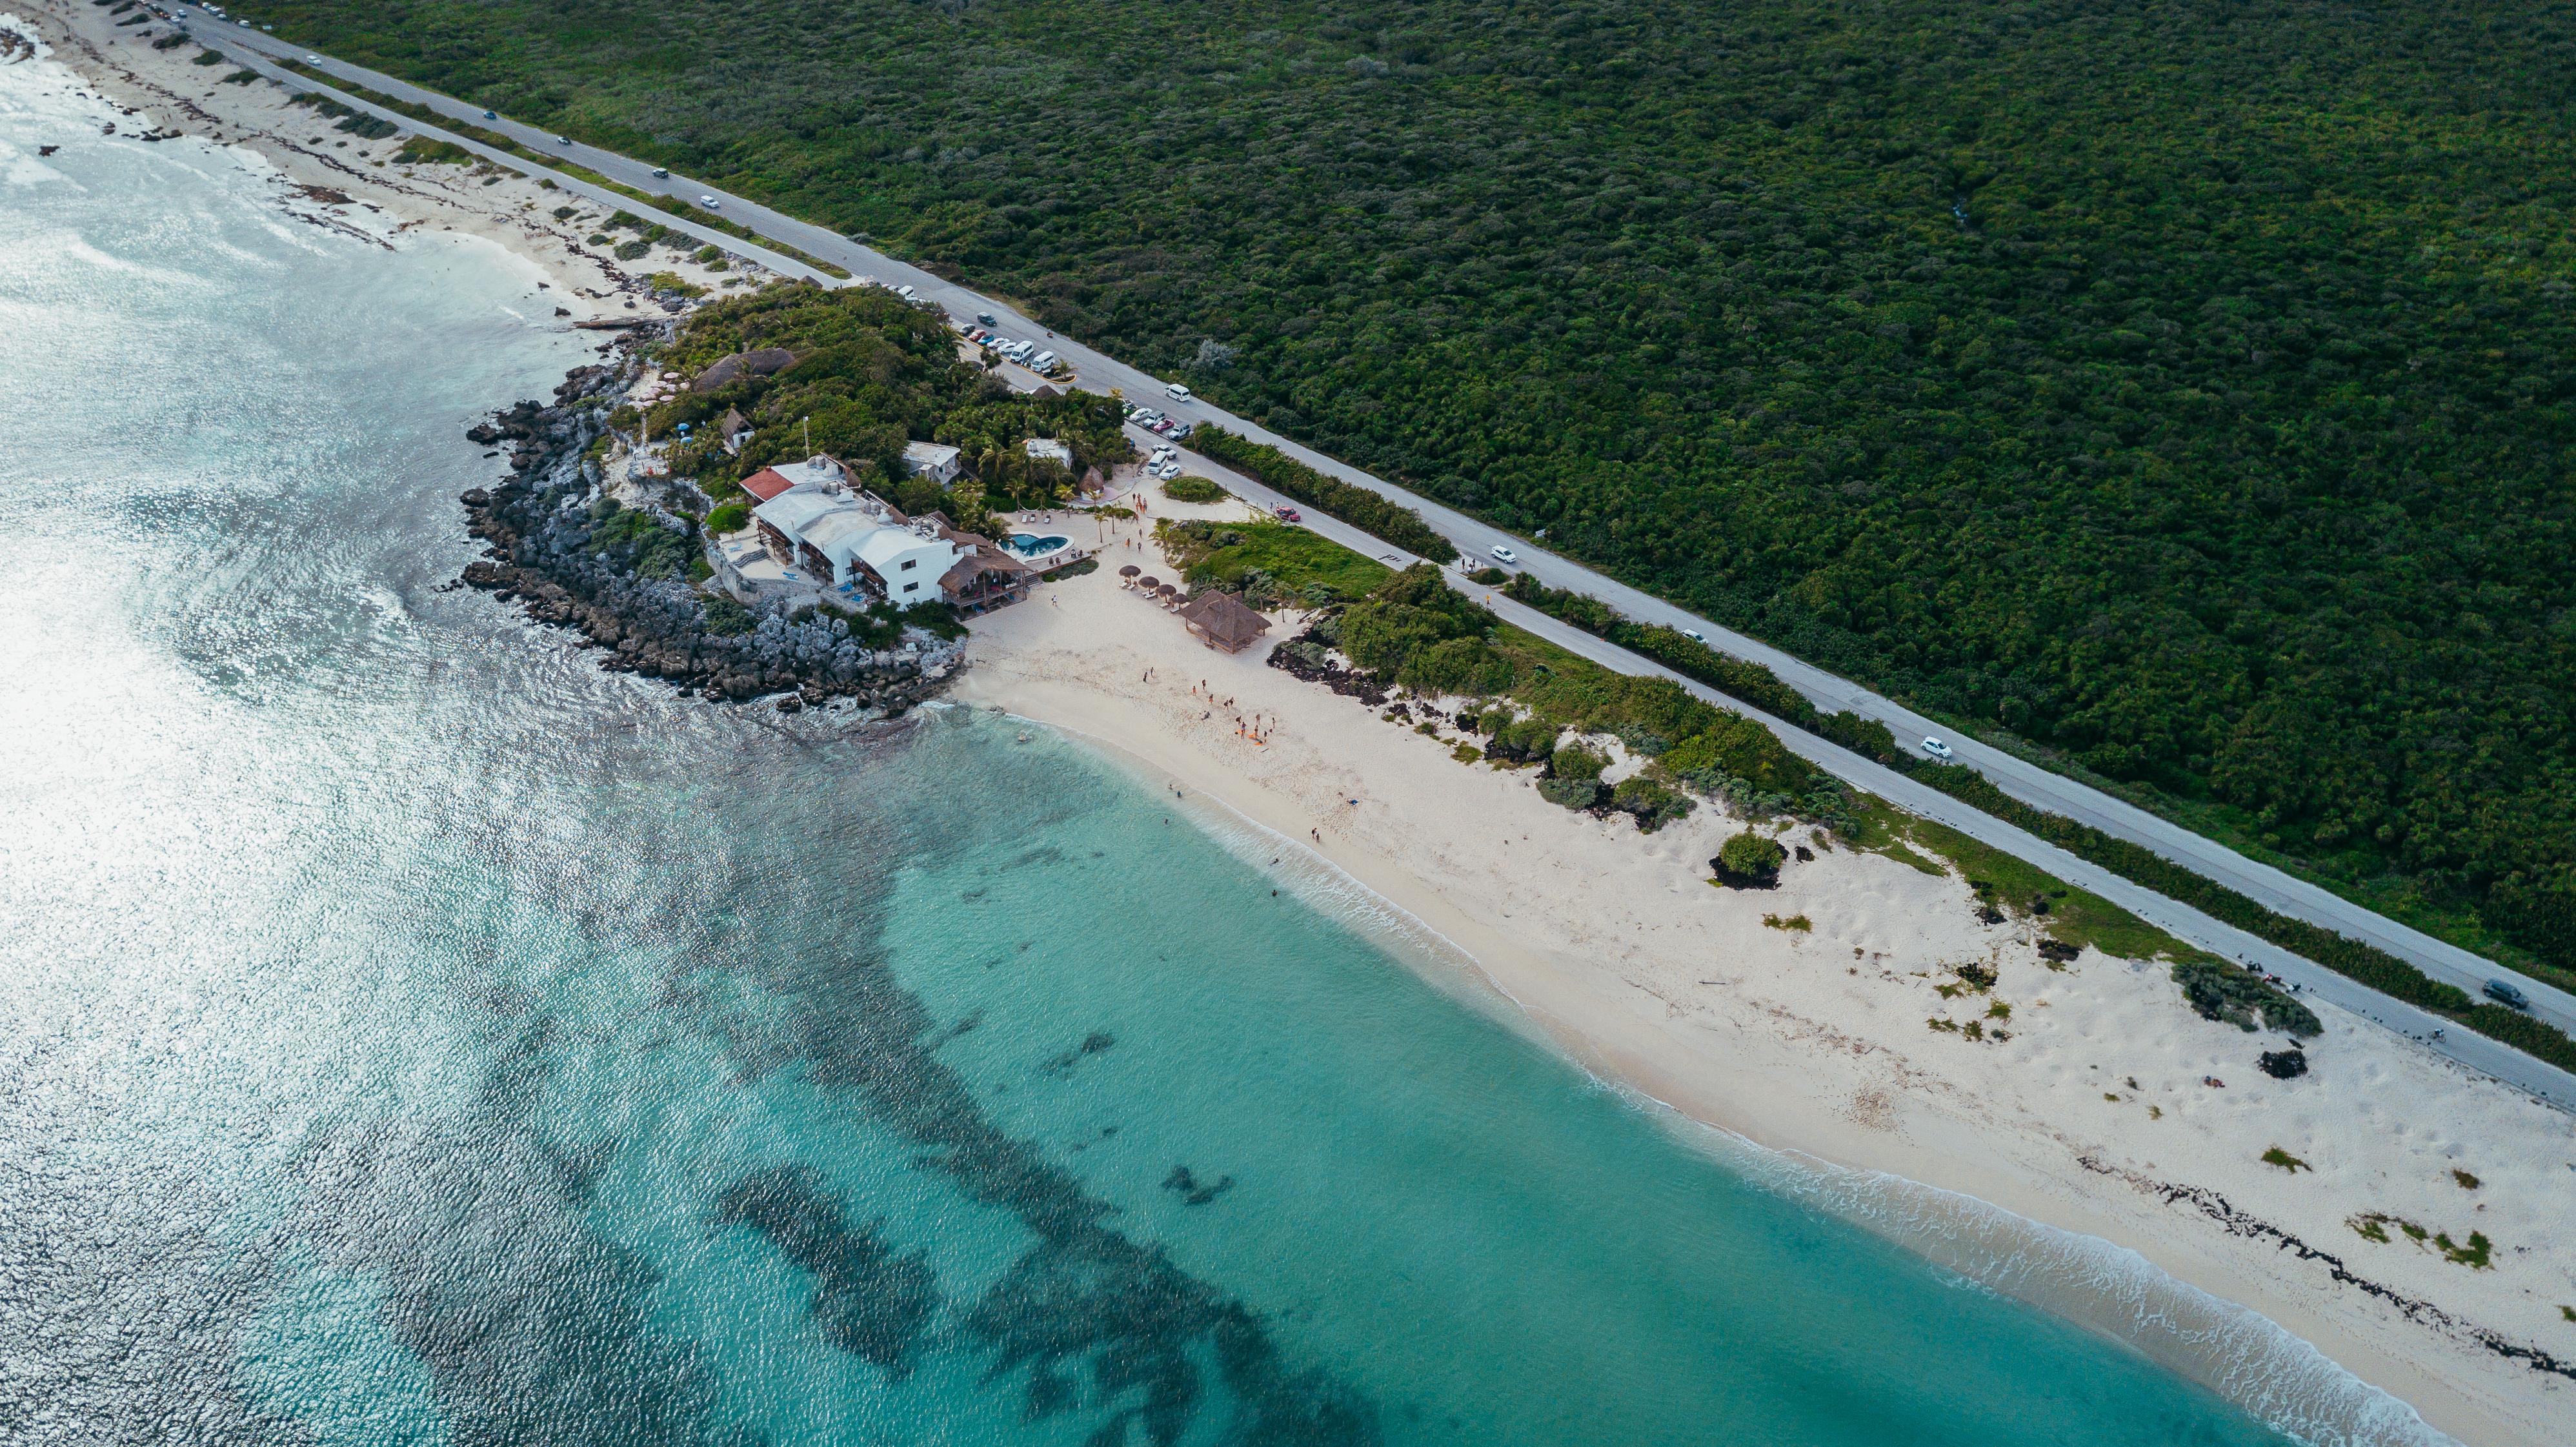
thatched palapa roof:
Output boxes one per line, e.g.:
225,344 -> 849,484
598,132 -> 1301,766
1179,591 -> 1273,652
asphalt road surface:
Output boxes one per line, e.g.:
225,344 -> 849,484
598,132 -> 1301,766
186,21 -> 2576,1108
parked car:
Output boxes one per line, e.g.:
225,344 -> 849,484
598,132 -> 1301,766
1273,507 -> 1302,523
1920,736 -> 1954,761
1155,463 -> 1182,480
1682,629 -> 1706,642
1489,544 -> 1518,565
1165,383 -> 1192,401
1170,423 -> 1193,440
2484,979 -> 2532,1011
1152,419 -> 1177,435
1031,350 -> 1058,370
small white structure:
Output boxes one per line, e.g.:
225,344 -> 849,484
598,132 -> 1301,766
1022,438 -> 1073,469
902,440 -> 963,487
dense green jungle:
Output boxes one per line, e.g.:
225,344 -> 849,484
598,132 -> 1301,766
261,0 -> 2576,973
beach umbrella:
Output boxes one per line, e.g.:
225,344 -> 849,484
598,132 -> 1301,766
1119,564 -> 1140,577
1137,576 -> 1160,591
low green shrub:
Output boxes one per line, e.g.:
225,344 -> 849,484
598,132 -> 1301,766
1611,774 -> 1695,833
701,593 -> 755,635
1537,776 -> 1604,809
704,502 -> 750,535
1162,474 -> 1226,503
1714,832 -> 1787,887
2171,958 -> 2322,1037
1548,744 -> 1609,783
392,137 -> 473,165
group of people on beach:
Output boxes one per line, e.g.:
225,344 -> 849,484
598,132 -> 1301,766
1189,680 -> 1274,745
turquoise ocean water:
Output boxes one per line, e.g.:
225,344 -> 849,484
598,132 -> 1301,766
0,27 -> 2432,1446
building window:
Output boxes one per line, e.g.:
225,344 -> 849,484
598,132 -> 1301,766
901,559 -> 916,571
903,582 -> 920,592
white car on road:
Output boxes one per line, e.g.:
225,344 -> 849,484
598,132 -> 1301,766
1920,736 -> 1955,761
1489,544 -> 1518,565
1682,629 -> 1706,642
1165,383 -> 1192,401
698,195 -> 719,208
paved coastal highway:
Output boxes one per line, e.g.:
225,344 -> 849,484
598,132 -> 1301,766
190,23 -> 2576,1099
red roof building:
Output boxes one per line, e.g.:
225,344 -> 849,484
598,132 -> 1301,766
740,468 -> 798,503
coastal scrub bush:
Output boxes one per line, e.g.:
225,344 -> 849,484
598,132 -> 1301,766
392,137 -> 472,165
1482,716 -> 1560,766
1400,636 -> 1513,696
585,501 -> 691,579
901,599 -> 967,640
703,502 -> 750,536
1336,564 -> 1496,676
1662,715 -> 1826,800
1611,775 -> 1694,833
1536,776 -> 1604,810
701,594 -> 755,635
1713,833 -> 1788,888
1161,474 -> 1225,503
2171,958 -> 2322,1037
1547,743 -> 1609,784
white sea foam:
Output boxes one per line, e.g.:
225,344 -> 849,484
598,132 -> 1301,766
1696,1133 -> 2459,1447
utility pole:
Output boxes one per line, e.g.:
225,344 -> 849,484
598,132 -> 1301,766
801,415 -> 811,457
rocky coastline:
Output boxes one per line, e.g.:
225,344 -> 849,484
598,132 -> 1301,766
455,350 -> 963,716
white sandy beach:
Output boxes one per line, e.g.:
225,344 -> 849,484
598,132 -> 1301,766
22,6 -> 2573,1441
956,499 -> 2575,1447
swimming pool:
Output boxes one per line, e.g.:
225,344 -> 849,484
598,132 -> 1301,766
1007,533 -> 1071,556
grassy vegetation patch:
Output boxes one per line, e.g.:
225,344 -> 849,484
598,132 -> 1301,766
392,136 -> 473,165
1158,519 -> 1389,607
1160,474 -> 1226,504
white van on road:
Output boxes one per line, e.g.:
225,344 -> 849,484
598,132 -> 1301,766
1165,383 -> 1192,401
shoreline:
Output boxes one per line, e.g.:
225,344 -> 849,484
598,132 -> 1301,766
1014,704 -> 2426,1441
14,0 -> 758,321
982,692 -> 2458,1447
954,551 -> 2574,1447
15,8 -> 2571,1444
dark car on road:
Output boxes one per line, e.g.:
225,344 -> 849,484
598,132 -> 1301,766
2484,978 -> 2532,1011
